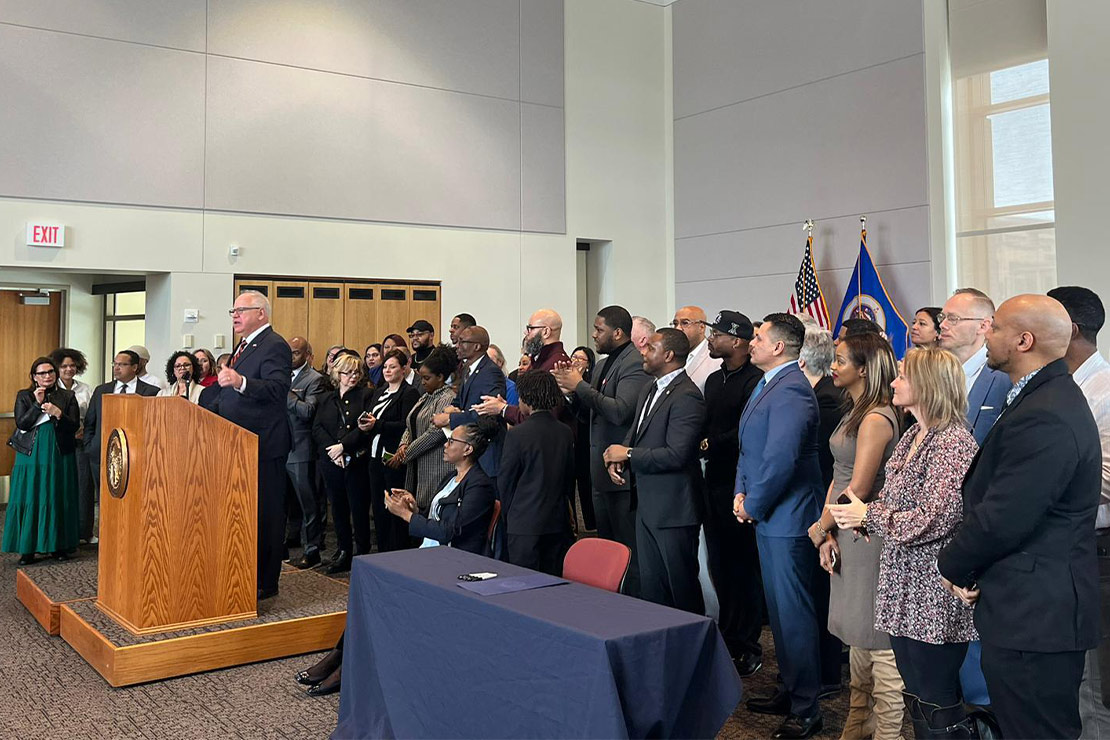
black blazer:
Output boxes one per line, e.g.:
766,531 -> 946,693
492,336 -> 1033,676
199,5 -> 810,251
498,410 -> 575,536
938,359 -> 1102,653
366,382 -> 420,462
199,326 -> 292,460
83,379 -> 159,456
409,466 -> 497,555
312,386 -> 374,463
622,371 -> 706,529
14,387 -> 80,455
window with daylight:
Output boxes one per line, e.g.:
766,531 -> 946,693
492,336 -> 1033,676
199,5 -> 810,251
953,59 -> 1056,301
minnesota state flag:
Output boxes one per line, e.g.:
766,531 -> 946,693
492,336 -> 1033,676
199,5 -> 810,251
832,227 -> 910,358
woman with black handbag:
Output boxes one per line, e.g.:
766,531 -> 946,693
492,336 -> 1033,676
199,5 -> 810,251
4,356 -> 80,564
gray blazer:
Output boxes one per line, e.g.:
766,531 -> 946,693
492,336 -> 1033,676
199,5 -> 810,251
569,341 -> 652,493
286,364 -> 324,464
399,384 -> 456,510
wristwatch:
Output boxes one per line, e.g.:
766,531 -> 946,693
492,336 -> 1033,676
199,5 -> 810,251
626,448 -> 633,460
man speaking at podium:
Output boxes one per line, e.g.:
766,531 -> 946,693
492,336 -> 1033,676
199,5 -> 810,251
201,290 -> 292,601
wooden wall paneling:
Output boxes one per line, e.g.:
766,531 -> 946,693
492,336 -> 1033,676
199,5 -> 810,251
0,418 -> 14,478
307,283 -> 345,356
270,281 -> 309,342
375,284 -> 410,345
343,285 -> 378,354
409,285 -> 441,340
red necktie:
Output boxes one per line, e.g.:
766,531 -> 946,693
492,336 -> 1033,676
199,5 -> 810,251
231,338 -> 247,367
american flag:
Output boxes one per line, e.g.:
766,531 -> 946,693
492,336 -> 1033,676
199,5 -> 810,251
788,235 -> 831,329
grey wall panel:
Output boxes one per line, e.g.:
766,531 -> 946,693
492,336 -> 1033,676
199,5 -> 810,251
674,54 -> 928,240
207,0 -> 521,100
521,103 -> 566,233
0,25 -> 205,208
0,0 -> 206,51
675,206 -> 930,284
673,0 -> 923,118
676,261 -> 930,333
204,56 -> 523,230
521,0 -> 565,107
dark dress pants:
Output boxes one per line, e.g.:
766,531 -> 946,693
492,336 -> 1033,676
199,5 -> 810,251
593,488 -> 639,597
285,459 -> 322,554
756,531 -> 821,719
258,456 -> 287,592
77,448 -> 96,540
637,516 -> 704,615
889,636 -> 967,707
982,643 -> 1086,740
369,460 -> 408,553
321,457 -> 370,555
704,486 -> 765,659
507,531 -> 572,576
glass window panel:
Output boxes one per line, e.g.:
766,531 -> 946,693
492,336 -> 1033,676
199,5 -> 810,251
111,319 -> 146,363
989,104 -> 1053,208
104,294 -> 116,318
956,227 -> 1057,301
114,291 -> 145,316
990,59 -> 1049,104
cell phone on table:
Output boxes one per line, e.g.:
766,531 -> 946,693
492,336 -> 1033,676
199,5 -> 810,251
836,493 -> 868,538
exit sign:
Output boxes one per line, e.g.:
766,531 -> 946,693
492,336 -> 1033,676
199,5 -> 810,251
27,223 -> 65,247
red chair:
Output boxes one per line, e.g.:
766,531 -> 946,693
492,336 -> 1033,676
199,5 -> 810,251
562,538 -> 631,593
486,499 -> 502,548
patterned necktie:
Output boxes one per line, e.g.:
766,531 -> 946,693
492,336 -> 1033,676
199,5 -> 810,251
231,338 -> 247,367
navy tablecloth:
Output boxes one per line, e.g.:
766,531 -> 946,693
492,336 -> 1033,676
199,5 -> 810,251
333,546 -> 741,739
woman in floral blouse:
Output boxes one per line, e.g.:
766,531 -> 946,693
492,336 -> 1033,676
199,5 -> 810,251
830,347 -> 979,739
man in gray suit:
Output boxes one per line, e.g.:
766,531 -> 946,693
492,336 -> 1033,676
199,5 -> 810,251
285,336 -> 325,568
555,305 -> 651,596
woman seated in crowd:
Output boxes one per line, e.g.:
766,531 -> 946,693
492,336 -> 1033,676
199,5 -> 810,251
363,343 -> 383,387
3,357 -> 80,564
312,353 -> 374,574
910,307 -> 942,349
396,346 -> 458,515
193,348 -> 219,387
830,348 -> 979,739
295,416 -> 499,698
810,334 -> 902,740
158,351 -> 204,403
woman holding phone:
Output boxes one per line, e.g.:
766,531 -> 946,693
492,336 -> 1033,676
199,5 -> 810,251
830,348 -> 979,739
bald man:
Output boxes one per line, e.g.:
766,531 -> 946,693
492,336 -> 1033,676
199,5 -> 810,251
938,295 -> 1102,740
476,309 -> 571,425
671,306 -> 721,393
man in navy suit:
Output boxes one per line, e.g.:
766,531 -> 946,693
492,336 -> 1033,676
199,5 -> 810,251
433,325 -> 506,479
937,287 -> 1011,706
734,313 -> 824,739
200,290 -> 292,600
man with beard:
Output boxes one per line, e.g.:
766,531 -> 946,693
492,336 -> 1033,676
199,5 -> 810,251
473,309 -> 570,425
407,320 -> 436,366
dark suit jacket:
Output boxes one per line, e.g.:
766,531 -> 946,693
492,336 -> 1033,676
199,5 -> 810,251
967,365 -> 1011,445
735,362 -> 823,537
498,410 -> 575,535
83,379 -> 159,456
448,355 -> 506,477
199,326 -> 292,460
14,387 -> 80,455
312,387 -> 374,463
622,371 -> 705,529
569,341 -> 652,493
409,467 -> 497,555
367,382 -> 420,462
813,375 -> 847,491
287,364 -> 325,464
938,359 -> 1101,653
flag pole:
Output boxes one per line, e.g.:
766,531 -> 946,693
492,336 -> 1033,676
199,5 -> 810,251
858,216 -> 866,313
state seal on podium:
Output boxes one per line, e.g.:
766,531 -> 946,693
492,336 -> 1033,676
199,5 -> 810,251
106,428 -> 130,499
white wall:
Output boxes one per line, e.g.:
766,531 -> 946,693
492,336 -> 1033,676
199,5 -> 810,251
1047,0 -> 1110,336
0,0 -> 671,369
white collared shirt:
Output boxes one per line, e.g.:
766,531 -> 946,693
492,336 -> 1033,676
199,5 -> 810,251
636,367 -> 686,431
963,344 -> 989,395
684,338 -> 722,394
114,378 -> 138,394
1074,351 -> 1110,528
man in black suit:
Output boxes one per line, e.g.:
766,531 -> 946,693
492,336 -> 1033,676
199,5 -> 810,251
285,336 -> 325,569
554,305 -> 652,597
200,290 -> 292,600
499,371 -> 575,575
84,350 -> 159,517
603,328 -> 706,614
433,325 -> 506,479
938,294 -> 1102,740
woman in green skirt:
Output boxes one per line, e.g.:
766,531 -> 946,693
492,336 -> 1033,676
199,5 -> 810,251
3,356 -> 80,564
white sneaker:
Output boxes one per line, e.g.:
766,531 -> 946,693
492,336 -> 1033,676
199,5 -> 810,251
88,536 -> 99,545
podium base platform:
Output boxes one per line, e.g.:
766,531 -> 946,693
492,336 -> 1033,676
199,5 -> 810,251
17,558 -> 347,687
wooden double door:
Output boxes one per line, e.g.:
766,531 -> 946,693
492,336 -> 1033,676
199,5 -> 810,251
233,278 -> 441,356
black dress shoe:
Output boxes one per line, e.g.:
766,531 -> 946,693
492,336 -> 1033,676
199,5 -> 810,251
733,652 -> 763,678
746,687 -> 791,716
325,551 -> 351,574
296,648 -> 342,686
295,550 -> 322,569
257,587 -> 279,600
18,554 -> 38,565
772,713 -> 822,739
307,666 -> 341,697
52,551 -> 70,561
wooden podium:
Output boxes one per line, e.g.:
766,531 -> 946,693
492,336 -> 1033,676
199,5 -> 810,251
96,394 -> 258,634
